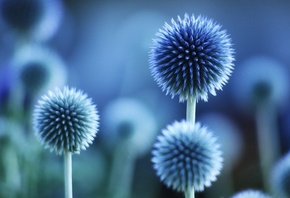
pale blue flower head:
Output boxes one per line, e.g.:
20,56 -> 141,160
103,98 -> 157,156
14,45 -> 67,95
152,120 -> 223,192
271,152 -> 290,198
231,189 -> 272,198
231,56 -> 289,109
33,87 -> 99,155
149,13 -> 234,102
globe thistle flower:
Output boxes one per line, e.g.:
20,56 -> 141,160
231,189 -> 272,198
149,13 -> 234,102
33,87 -> 99,155
152,120 -> 223,192
14,45 -> 67,95
103,97 -> 157,156
230,56 -> 289,109
271,152 -> 290,198
0,0 -> 63,41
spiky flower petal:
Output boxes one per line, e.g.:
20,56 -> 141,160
152,120 -> 223,192
33,87 -> 99,155
231,189 -> 272,198
149,13 -> 234,102
271,152 -> 290,198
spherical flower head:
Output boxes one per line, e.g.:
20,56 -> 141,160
271,152 -> 290,198
33,87 -> 99,155
152,120 -> 223,192
0,0 -> 63,41
14,44 -> 67,95
103,98 -> 157,156
231,56 -> 289,109
149,13 -> 234,102
231,189 -> 272,198
0,0 -> 43,32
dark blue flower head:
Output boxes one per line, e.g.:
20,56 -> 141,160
152,120 -> 223,192
33,87 -> 99,155
149,14 -> 234,102
231,189 -> 272,198
15,45 -> 67,95
0,0 -> 63,41
271,152 -> 290,198
0,0 -> 43,32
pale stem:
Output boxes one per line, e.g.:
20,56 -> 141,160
186,97 -> 197,125
185,187 -> 195,198
64,151 -> 73,198
108,139 -> 134,198
185,97 -> 196,198
256,102 -> 280,193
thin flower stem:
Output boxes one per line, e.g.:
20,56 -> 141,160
108,139 -> 135,198
185,97 -> 196,198
256,102 -> 280,193
186,97 -> 196,125
185,187 -> 195,198
64,151 -> 73,198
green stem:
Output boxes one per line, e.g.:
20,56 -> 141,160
186,97 -> 196,125
64,151 -> 73,198
185,187 -> 195,198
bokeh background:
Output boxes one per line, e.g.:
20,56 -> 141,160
1,0 -> 290,197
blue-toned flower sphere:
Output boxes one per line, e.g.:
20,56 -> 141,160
230,56 -> 289,110
0,0 -> 43,32
231,189 -> 272,198
103,98 -> 157,156
33,87 -> 99,155
149,14 -> 234,102
271,152 -> 290,198
14,45 -> 67,95
152,120 -> 223,192
0,0 -> 63,41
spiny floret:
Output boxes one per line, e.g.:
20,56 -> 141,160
149,13 -> 234,102
33,86 -> 99,155
231,189 -> 272,198
152,120 -> 223,192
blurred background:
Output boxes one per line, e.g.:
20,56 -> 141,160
0,0 -> 290,197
